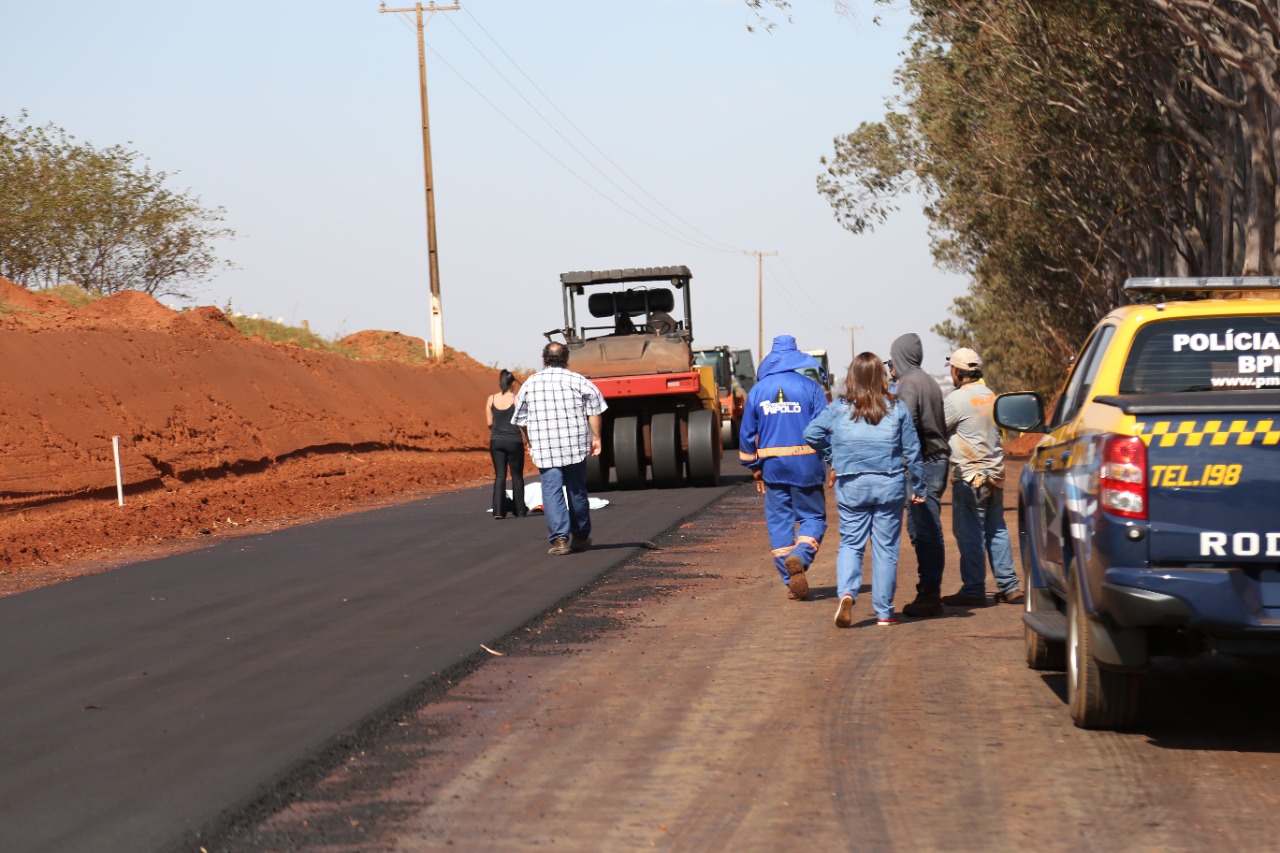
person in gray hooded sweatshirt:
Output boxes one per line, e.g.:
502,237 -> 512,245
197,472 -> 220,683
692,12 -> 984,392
888,333 -> 951,617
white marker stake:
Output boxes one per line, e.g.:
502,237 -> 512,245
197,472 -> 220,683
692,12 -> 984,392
112,436 -> 124,506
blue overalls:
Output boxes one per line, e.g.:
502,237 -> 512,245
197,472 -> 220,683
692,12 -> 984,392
739,337 -> 830,586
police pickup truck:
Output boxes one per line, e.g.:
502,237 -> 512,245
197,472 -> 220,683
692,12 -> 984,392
994,277 -> 1280,729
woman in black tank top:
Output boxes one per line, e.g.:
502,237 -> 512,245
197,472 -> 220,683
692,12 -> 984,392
486,369 -> 529,519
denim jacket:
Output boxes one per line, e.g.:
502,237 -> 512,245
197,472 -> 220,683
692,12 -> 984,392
804,398 -> 926,505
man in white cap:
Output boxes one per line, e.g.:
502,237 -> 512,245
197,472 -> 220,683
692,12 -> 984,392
941,347 -> 1023,606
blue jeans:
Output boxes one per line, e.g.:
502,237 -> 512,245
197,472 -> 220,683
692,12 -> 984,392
951,478 -> 1018,596
834,480 -> 903,620
539,460 -> 591,544
905,459 -> 948,591
763,483 -> 827,585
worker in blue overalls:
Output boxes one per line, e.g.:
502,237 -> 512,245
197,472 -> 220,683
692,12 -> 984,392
739,335 -> 830,601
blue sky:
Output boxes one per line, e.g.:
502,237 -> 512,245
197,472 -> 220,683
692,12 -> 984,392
3,0 -> 967,375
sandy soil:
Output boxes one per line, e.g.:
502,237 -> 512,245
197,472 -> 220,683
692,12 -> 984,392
0,278 -> 512,596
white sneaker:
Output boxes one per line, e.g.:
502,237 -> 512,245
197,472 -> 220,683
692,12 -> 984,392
834,594 -> 854,628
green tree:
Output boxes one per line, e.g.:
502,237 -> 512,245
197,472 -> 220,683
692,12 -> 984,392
817,0 -> 1280,394
0,113 -> 234,297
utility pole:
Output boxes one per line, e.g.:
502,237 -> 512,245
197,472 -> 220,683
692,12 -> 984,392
380,2 -> 459,362
843,324 -> 864,360
744,250 -> 777,361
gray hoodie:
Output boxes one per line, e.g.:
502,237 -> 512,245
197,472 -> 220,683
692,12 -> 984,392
889,333 -> 949,461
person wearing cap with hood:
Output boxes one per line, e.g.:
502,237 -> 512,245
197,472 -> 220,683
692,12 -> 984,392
889,333 -> 951,617
739,335 -> 830,600
941,347 -> 1023,606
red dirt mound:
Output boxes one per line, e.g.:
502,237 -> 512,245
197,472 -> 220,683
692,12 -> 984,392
0,278 -> 509,593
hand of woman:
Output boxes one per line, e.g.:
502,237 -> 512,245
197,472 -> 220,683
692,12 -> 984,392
910,494 -> 926,504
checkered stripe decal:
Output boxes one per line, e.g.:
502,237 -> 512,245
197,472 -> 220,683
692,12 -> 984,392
1134,418 -> 1280,447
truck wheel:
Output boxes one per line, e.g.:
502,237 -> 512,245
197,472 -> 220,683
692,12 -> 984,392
1025,588 -> 1065,671
687,409 -> 721,487
1021,504 -> 1064,670
1067,572 -> 1140,729
612,416 -> 646,489
720,418 -> 738,450
650,412 -> 684,488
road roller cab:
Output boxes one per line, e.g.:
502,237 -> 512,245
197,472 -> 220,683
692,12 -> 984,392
547,266 -> 724,489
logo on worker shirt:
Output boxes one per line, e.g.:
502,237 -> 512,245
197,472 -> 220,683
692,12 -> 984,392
760,400 -> 802,415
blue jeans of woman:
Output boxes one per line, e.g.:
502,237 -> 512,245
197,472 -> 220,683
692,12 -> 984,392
834,479 -> 904,620
538,460 -> 591,544
951,478 -> 1019,596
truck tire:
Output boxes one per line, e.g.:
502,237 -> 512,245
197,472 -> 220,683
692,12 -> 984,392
1025,588 -> 1066,671
613,416 -> 646,489
650,412 -> 684,488
1021,504 -> 1064,671
1067,571 -> 1140,729
721,417 -> 738,451
687,408 -> 721,487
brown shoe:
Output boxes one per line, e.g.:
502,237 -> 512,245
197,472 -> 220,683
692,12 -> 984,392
902,585 -> 945,617
569,533 -> 592,552
547,538 -> 571,556
784,555 -> 809,600
994,587 -> 1026,605
940,591 -> 988,607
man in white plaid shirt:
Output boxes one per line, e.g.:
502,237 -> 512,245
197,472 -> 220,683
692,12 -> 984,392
512,342 -> 608,555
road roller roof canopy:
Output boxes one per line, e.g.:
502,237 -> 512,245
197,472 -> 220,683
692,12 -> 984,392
554,265 -> 696,344
559,266 -> 692,294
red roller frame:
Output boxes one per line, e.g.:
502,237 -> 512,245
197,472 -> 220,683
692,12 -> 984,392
591,371 -> 702,399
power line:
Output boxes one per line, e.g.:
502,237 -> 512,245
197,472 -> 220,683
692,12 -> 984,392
423,44 -> 736,252
456,6 -> 744,255
442,13 -> 737,255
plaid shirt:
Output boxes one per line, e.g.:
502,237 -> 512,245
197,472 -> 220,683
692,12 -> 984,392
511,367 -> 607,468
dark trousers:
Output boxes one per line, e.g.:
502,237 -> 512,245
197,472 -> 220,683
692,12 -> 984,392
490,440 -> 528,517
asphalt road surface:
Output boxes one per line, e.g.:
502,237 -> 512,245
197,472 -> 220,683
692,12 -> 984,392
0,462 -> 749,853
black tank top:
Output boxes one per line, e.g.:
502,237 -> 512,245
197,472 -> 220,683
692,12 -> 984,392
490,403 -> 522,443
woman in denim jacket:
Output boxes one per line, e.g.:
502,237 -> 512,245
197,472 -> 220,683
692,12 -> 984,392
804,352 -> 926,627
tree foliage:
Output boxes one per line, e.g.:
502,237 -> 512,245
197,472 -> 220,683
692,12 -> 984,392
0,113 -> 234,298
818,0 -> 1280,394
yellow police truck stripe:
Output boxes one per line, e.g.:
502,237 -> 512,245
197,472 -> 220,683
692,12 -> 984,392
1135,418 -> 1280,447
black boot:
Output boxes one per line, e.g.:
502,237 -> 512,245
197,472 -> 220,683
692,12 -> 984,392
902,584 -> 944,617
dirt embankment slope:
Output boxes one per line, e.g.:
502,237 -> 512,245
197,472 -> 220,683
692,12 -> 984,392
0,278 -> 502,593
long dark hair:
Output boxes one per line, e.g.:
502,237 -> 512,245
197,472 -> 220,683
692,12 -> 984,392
840,351 -> 894,425
498,369 -> 515,392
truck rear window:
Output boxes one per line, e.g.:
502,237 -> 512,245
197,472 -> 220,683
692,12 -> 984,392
1119,316 -> 1280,393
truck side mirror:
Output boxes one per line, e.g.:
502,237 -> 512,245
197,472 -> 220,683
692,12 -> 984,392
994,392 -> 1046,433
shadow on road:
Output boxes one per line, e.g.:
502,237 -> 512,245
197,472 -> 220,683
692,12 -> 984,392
1037,656 -> 1280,753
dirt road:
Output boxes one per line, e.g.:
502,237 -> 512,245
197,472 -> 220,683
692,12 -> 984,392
225,462 -> 1280,852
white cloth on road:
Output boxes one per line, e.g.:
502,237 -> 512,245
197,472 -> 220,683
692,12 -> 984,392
488,482 -> 609,513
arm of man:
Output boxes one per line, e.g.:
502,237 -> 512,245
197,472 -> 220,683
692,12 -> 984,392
588,414 -> 602,457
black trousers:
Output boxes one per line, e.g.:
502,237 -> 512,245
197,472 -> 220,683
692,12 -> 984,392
490,440 -> 528,516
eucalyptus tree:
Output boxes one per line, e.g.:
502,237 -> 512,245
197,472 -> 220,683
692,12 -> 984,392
816,0 -> 1280,393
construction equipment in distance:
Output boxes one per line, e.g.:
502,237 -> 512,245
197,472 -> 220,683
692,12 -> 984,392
546,266 -> 723,489
693,346 -> 751,449
801,348 -> 833,401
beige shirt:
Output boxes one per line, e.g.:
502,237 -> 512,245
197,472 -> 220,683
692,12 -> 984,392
943,379 -> 1005,487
